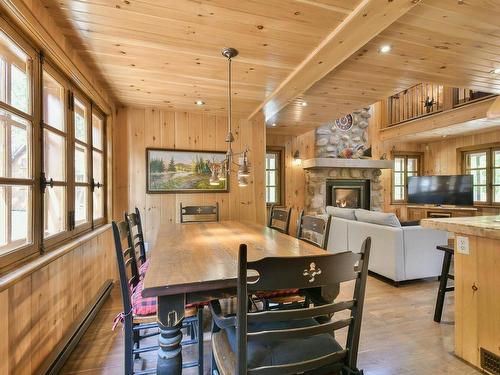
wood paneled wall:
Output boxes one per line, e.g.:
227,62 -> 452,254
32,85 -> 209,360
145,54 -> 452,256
266,130 -> 315,235
0,227 -> 114,374
419,128 -> 500,216
114,107 -> 266,249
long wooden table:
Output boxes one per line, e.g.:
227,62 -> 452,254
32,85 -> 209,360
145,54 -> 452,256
142,221 -> 327,374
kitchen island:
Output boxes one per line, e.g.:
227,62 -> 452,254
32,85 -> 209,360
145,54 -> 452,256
421,216 -> 500,374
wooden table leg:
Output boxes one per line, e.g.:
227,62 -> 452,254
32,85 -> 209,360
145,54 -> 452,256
157,295 -> 186,375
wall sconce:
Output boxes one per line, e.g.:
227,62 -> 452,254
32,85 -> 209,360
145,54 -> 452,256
293,150 -> 302,166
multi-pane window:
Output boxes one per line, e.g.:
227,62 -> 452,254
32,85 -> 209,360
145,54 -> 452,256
92,111 -> 105,221
0,29 -> 33,256
42,69 -> 67,238
393,154 -> 421,202
73,95 -> 91,229
265,149 -> 283,205
463,147 -> 500,205
0,18 -> 108,268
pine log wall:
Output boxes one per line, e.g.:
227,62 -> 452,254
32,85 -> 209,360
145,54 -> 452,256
0,227 -> 114,374
0,1 -> 117,374
114,107 -> 267,250
266,130 -> 315,235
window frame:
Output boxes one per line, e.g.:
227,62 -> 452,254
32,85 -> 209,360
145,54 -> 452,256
391,152 -> 423,204
91,107 -> 107,227
0,17 -> 40,269
265,147 -> 285,207
461,144 -> 500,207
0,14 -> 109,270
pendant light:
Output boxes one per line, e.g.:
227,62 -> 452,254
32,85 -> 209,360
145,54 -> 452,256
221,47 -> 251,187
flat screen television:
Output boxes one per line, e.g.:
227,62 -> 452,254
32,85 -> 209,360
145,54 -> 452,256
407,175 -> 474,206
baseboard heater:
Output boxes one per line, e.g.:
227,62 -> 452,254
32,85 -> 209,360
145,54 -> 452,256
35,280 -> 114,375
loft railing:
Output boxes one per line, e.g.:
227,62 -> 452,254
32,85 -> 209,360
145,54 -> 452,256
388,83 -> 444,126
453,88 -> 496,107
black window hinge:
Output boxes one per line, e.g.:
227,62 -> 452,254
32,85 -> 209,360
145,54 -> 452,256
91,178 -> 102,192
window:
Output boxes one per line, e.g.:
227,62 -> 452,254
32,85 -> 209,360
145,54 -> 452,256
463,147 -> 500,205
392,153 -> 421,203
92,111 -> 105,222
0,16 -> 108,269
265,148 -> 284,205
0,27 -> 34,258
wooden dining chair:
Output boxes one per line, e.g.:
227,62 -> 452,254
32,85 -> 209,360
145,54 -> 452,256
267,205 -> 292,235
296,210 -> 332,249
125,208 -> 148,275
210,238 -> 371,375
112,221 -> 204,375
180,202 -> 219,223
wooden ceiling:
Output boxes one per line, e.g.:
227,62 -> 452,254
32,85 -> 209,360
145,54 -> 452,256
41,0 -> 500,136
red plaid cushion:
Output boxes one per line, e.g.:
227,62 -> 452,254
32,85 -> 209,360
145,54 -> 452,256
131,281 -> 157,316
139,259 -> 150,278
255,288 -> 300,299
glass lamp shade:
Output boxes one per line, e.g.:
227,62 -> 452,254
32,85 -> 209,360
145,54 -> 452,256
238,175 -> 249,187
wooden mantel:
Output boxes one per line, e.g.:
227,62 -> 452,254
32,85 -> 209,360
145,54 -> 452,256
302,158 -> 394,170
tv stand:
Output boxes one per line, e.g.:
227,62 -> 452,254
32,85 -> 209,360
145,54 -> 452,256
407,205 -> 478,221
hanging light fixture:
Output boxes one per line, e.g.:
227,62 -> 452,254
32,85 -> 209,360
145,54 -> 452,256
221,47 -> 251,187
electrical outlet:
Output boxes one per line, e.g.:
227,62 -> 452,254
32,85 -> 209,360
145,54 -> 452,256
456,236 -> 469,255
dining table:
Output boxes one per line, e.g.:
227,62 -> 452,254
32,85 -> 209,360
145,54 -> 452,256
142,220 -> 329,375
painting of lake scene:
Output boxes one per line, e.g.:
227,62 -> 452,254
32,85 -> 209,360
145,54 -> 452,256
146,148 -> 228,193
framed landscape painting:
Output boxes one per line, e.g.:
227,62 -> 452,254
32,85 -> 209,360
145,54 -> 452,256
146,148 -> 229,193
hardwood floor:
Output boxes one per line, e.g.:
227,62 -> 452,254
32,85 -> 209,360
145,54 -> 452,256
60,276 -> 481,375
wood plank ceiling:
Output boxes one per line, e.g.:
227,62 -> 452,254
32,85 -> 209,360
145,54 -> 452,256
40,0 -> 500,135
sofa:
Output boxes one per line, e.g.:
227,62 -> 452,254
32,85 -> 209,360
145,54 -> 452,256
324,207 -> 448,284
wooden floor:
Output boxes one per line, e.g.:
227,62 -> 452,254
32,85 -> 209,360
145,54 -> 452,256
60,276 -> 481,375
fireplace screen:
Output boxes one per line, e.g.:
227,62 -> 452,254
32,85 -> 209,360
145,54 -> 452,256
334,188 -> 361,208
326,179 -> 370,209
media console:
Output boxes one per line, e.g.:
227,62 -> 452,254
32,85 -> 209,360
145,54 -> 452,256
407,205 -> 478,221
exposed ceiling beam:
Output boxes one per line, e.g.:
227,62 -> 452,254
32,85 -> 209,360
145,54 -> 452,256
249,0 -> 421,122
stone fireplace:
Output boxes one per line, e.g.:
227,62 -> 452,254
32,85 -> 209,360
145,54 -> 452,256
302,108 -> 394,214
304,161 -> 388,214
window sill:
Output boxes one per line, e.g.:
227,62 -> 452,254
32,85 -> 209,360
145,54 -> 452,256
0,223 -> 111,292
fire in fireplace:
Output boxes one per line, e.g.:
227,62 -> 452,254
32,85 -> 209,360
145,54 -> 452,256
326,179 -> 370,209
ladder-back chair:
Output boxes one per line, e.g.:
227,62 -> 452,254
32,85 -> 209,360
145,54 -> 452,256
180,202 -> 219,223
211,238 -> 371,375
268,205 -> 292,235
296,210 -> 332,249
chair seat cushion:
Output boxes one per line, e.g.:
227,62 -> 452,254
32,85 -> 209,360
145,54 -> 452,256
139,259 -> 150,277
255,289 -> 300,299
224,318 -> 342,369
131,281 -> 157,316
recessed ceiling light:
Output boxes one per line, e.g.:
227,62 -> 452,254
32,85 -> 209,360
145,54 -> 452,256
379,45 -> 392,54
301,101 -> 308,107
490,68 -> 500,74
271,123 -> 277,127
195,100 -> 205,106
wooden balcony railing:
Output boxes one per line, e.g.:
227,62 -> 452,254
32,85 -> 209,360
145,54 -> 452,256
453,88 -> 496,107
388,83 -> 444,126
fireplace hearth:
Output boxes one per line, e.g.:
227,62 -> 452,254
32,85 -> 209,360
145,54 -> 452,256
326,179 -> 370,209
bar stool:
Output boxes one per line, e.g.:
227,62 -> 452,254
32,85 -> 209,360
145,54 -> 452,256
434,244 -> 454,323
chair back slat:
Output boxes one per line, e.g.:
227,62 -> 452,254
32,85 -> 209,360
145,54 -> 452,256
296,210 -> 331,249
247,350 -> 347,375
235,237 -> 371,375
112,221 -> 142,316
247,252 -> 359,292
267,205 -> 291,234
248,300 -> 355,324
180,202 -> 219,223
248,317 -> 352,342
125,207 -> 147,264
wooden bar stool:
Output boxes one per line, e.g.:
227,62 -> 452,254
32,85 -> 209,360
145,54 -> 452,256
434,244 -> 454,323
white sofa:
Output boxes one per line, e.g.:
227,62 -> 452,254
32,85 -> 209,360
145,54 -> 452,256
325,207 -> 448,284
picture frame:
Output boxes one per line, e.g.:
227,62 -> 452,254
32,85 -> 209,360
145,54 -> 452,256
146,148 -> 229,193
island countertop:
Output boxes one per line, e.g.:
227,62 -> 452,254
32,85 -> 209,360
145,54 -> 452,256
421,215 -> 500,240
